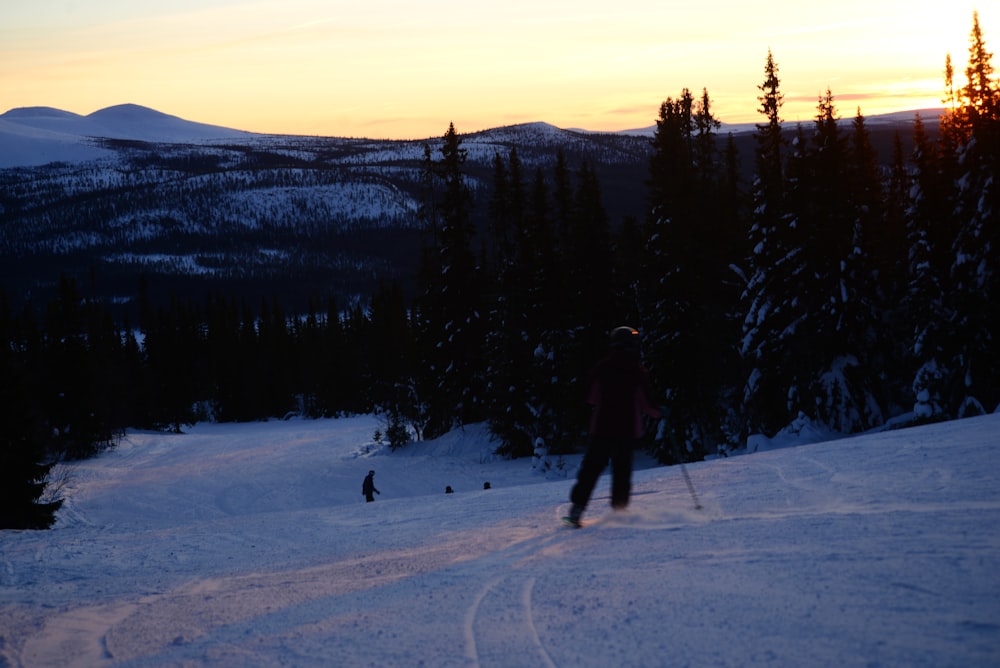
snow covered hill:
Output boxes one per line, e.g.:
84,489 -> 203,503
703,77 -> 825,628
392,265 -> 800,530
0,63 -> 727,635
0,104 -> 251,167
0,105 -> 652,314
1,414 -> 998,666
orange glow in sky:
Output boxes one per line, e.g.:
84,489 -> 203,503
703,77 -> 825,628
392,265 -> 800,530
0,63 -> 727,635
1,1 -> 994,139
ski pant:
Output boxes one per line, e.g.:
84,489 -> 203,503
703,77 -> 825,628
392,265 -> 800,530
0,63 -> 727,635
570,435 -> 636,511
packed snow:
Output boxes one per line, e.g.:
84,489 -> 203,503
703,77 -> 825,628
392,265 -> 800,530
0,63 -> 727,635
1,413 -> 998,667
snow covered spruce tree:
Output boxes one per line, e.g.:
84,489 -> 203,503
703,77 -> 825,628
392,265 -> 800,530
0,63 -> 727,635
640,88 -> 744,459
904,13 -> 999,421
847,109 -> 905,416
945,12 -> 1000,416
413,124 -> 487,439
877,132 -> 915,411
786,92 -> 884,433
367,279 -> 418,445
743,57 -> 885,437
483,148 -> 563,458
903,114 -> 958,421
741,51 -> 800,437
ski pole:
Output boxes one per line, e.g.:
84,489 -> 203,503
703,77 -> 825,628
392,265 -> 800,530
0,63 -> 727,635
677,458 -> 702,510
660,411 -> 702,510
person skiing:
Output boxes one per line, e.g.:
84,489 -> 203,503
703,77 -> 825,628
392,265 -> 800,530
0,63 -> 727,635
362,470 -> 380,502
564,326 -> 662,527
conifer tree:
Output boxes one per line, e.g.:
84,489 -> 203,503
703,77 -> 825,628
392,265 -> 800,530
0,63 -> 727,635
837,109 -> 889,429
565,160 -> 617,361
485,153 -> 568,458
795,92 -> 882,432
948,11 -> 1000,414
258,296 -> 295,418
414,124 -> 485,438
904,114 -> 955,419
880,132 -> 914,407
640,87 -> 740,458
0,290 -> 62,529
0,363 -> 63,529
44,276 -> 120,457
484,148 -> 533,457
741,50 -> 797,436
368,279 -> 416,440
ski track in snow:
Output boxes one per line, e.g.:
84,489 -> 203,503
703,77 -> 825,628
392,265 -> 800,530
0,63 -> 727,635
1,413 -> 999,666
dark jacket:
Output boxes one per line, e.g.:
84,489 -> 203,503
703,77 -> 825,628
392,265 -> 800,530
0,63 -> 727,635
585,350 -> 662,439
362,474 -> 379,496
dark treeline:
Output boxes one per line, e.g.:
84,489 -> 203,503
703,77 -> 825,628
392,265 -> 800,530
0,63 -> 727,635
3,14 -> 997,529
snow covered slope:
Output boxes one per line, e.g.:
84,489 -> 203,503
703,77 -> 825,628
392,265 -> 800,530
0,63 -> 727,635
1,414 -> 998,666
0,104 -> 251,167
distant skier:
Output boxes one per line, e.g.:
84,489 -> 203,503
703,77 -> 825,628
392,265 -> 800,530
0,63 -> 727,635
362,470 -> 380,502
564,326 -> 662,527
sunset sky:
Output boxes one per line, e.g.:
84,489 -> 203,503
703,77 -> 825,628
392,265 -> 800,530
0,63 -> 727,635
2,1 -> 994,139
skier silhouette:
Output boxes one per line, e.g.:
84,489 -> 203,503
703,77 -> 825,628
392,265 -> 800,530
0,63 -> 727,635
362,470 -> 380,502
564,326 -> 662,527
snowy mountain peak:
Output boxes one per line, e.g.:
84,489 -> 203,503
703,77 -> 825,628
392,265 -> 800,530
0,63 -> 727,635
80,103 -> 252,142
1,106 -> 84,120
86,103 -> 184,123
0,103 -> 252,167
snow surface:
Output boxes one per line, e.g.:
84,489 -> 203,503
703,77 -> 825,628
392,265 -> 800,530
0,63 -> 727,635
0,105 -> 251,168
2,414 -> 999,667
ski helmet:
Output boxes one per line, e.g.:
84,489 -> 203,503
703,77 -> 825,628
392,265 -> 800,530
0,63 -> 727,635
609,326 -> 640,352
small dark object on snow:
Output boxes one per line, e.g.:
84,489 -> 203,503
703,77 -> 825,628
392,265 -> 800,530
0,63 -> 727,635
483,482 -> 491,490
445,486 -> 454,494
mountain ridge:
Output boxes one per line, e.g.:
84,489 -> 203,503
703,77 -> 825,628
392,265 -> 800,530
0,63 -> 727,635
0,103 -> 932,316
0,103 -> 947,169
0,106 -> 654,313
0,103 -> 252,166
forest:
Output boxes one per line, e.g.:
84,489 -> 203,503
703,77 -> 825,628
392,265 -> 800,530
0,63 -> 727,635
2,14 -> 997,529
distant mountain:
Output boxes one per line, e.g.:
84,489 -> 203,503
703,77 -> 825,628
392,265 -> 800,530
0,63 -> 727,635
0,104 -> 251,167
1,103 -> 945,169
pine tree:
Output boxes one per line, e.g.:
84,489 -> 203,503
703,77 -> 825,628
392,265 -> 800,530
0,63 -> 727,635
0,364 -> 63,529
833,108 -> 888,430
44,275 -> 120,458
484,152 -> 569,458
414,124 -> 486,438
741,50 -> 797,436
0,290 -> 62,529
484,148 -> 534,457
880,132 -> 915,409
904,114 -> 956,419
795,92 -> 882,433
948,11 -> 1000,414
369,279 -> 417,439
640,87 -> 741,458
564,159 -> 617,367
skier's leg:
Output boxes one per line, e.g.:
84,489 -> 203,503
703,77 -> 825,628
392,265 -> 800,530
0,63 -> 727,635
610,440 -> 635,509
570,436 -> 610,513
